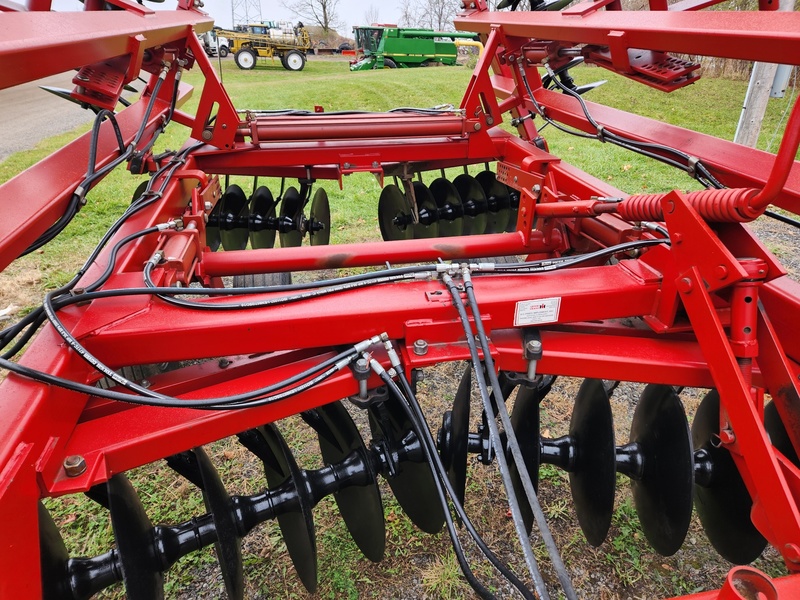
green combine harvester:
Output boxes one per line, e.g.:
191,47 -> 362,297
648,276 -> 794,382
349,25 -> 482,71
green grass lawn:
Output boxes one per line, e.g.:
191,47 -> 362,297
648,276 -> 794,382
2,56 -> 798,599
3,58 -> 794,286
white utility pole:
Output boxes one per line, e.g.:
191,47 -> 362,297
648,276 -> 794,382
733,0 -> 794,147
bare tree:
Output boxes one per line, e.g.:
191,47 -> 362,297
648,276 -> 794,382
363,4 -> 380,25
284,0 -> 343,34
399,0 -> 423,27
419,0 -> 461,31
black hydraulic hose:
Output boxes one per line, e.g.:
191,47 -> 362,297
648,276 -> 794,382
765,209 -> 800,229
0,312 -> 48,359
0,342 -> 360,409
543,63 -> 720,190
2,144 -> 200,354
461,267 -> 578,600
389,362 -> 536,600
143,263 -> 436,311
441,273 -> 551,600
19,71 -> 171,258
372,367 -> 496,600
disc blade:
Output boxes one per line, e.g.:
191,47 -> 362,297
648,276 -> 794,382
765,400 -> 800,467
39,502 -> 72,600
193,447 -> 244,600
309,188 -> 331,246
279,187 -> 304,248
310,402 -> 385,562
629,384 -> 694,556
452,174 -> 488,235
240,425 -> 318,592
206,200 -> 222,251
368,396 -> 444,534
476,171 -> 511,234
106,474 -> 164,600
411,182 -> 439,239
505,185 -> 519,232
693,390 -> 766,564
508,380 -> 541,534
249,186 -> 277,250
569,378 -> 616,547
442,367 -> 472,505
220,184 -> 250,251
131,179 -> 149,205
378,184 -> 412,241
429,178 -> 463,237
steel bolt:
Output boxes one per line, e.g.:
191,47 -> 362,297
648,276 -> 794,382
473,122 -> 481,131
413,339 -> 429,356
525,339 -> 542,356
784,544 -> 800,564
715,265 -> 728,280
201,130 -> 213,141
64,455 -> 87,477
218,358 -> 231,368
676,277 -> 693,294
204,201 -> 213,211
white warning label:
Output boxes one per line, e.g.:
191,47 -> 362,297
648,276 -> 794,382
514,297 -> 561,326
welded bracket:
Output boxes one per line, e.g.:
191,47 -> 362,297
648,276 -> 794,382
661,190 -> 748,293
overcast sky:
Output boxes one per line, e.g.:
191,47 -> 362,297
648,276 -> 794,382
201,0 -> 402,34
52,0 -> 404,39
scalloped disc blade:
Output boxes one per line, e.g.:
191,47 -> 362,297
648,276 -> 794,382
569,378 -> 616,547
193,447 -> 244,600
368,396 -> 444,534
39,502 -> 72,599
411,181 -> 440,239
441,367 -> 472,505
693,390 -> 766,564
429,177 -> 463,237
452,174 -> 488,235
249,186 -> 277,250
508,380 -> 541,534
476,171 -> 511,234
630,384 -> 694,556
106,474 -> 164,600
239,425 -> 318,592
279,187 -> 304,248
309,188 -> 331,246
309,402 -> 385,562
220,184 -> 250,251
378,184 -> 412,241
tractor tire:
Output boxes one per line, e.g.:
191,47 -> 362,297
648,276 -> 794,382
383,58 -> 397,69
283,50 -> 306,71
219,46 -> 229,58
234,48 -> 257,70
279,53 -> 288,68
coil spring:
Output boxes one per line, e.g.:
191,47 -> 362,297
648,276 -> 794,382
618,188 -> 761,223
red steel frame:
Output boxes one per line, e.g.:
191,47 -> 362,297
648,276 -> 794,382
1,0 -> 800,598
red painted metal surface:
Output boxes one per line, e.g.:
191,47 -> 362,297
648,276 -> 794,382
1,0 -> 800,598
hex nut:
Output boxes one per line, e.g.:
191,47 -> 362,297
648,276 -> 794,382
64,455 -> 87,477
